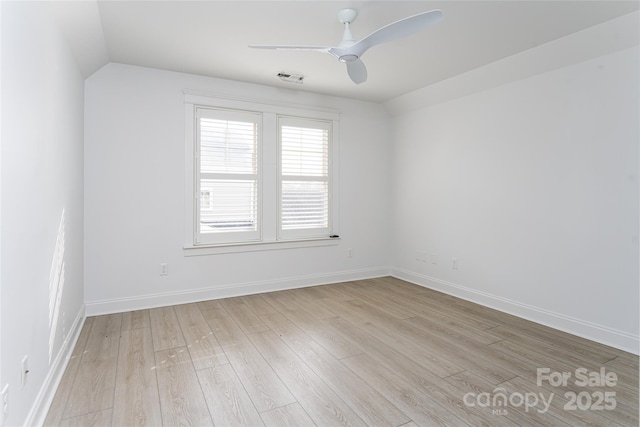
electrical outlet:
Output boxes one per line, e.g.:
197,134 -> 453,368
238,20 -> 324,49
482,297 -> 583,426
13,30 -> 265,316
159,263 -> 168,276
452,257 -> 459,269
21,356 -> 28,389
347,248 -> 353,258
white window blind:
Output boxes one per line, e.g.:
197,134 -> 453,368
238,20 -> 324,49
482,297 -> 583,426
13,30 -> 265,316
278,117 -> 331,239
196,107 -> 261,244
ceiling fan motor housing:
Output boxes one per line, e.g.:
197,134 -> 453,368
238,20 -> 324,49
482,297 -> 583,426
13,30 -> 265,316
337,8 -> 358,24
339,54 -> 359,63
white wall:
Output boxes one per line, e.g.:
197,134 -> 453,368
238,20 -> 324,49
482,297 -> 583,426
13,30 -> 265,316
84,15 -> 638,354
388,19 -> 639,352
84,63 -> 391,313
1,2 -> 85,425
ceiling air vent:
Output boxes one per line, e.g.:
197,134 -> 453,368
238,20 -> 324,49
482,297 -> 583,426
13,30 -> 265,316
277,72 -> 304,84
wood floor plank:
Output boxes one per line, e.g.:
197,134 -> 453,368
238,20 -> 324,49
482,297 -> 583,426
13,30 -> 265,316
201,307 -> 296,412
266,297 -> 364,359
400,315 -> 522,384
444,370 -> 570,427
287,288 -> 343,319
490,325 -> 621,368
302,319 -> 364,360
61,363 -> 114,419
196,364 -> 265,426
223,341 -> 298,413
62,314 -> 121,418
491,339 -> 639,425
112,327 -> 162,427
201,307 -> 246,347
336,283 -> 418,319
366,281 -> 500,331
249,329 -> 368,427
330,298 -> 466,378
340,353 -> 472,427
325,317 -> 511,427
260,311 -> 410,426
404,310 -> 504,345
260,403 -> 316,427
154,347 -> 213,426
220,298 -> 271,334
262,289 -> 336,320
501,375 -> 622,426
234,293 -> 279,316
613,349 -> 640,363
605,354 -> 639,373
249,292 -> 290,318
263,299 -> 319,326
604,355 -> 640,387
490,336 -> 639,403
452,297 -> 624,362
292,285 -> 332,300
149,306 -> 186,351
196,298 -> 223,311
87,313 -> 122,344
46,278 -> 639,427
44,319 -> 94,426
121,309 -> 150,331
174,303 -> 228,370
317,282 -> 358,301
59,409 -> 113,427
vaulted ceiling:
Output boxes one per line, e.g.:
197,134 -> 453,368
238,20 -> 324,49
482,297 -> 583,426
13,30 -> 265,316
52,1 -> 639,103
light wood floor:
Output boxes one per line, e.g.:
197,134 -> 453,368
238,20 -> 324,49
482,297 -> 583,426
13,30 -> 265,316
45,277 -> 638,426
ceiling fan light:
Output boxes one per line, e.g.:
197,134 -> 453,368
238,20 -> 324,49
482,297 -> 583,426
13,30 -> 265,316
339,54 -> 359,63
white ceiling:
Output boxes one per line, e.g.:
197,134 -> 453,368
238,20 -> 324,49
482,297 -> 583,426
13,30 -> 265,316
53,1 -> 639,103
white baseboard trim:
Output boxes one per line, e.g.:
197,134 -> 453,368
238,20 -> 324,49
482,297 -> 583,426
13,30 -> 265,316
84,265 -> 638,354
391,267 -> 639,355
24,306 -> 86,427
86,267 -> 391,316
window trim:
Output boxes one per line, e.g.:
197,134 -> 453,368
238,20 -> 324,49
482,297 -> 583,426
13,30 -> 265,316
184,90 -> 340,255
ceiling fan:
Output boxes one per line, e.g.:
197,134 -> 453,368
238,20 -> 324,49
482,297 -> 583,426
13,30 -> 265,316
249,8 -> 444,84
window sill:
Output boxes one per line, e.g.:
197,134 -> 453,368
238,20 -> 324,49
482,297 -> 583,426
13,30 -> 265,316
183,237 -> 340,256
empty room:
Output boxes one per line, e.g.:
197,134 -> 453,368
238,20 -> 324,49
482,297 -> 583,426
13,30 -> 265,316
1,0 -> 638,426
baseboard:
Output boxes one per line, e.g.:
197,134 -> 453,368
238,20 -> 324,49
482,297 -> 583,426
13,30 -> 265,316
391,267 -> 639,355
24,306 -> 86,427
86,266 -> 391,316
85,265 -> 639,353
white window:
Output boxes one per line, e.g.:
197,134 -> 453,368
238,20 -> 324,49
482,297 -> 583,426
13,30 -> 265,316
184,92 -> 339,253
196,108 -> 261,244
279,117 -> 331,240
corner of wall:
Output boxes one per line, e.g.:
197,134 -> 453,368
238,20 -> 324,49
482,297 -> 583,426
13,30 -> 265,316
384,10 -> 640,117
391,268 -> 639,355
24,306 -> 86,427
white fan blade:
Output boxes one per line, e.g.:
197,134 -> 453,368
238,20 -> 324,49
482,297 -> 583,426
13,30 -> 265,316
346,59 -> 367,84
349,9 -> 443,57
249,45 -> 332,53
